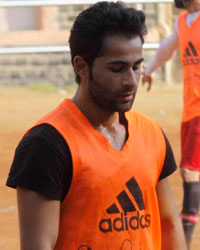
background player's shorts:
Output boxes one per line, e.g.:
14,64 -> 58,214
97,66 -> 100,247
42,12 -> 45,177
180,116 -> 200,171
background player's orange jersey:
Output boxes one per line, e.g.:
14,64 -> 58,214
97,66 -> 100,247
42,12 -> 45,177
178,11 -> 200,122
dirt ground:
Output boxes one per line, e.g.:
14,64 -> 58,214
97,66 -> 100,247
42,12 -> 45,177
0,84 -> 199,250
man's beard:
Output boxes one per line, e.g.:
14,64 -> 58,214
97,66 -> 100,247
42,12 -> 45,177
88,71 -> 136,113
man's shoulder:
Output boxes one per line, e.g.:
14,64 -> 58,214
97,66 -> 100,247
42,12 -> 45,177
23,124 -> 65,147
128,109 -> 158,125
127,109 -> 163,135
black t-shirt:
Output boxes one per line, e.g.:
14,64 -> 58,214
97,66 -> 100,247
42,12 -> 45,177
6,124 -> 177,202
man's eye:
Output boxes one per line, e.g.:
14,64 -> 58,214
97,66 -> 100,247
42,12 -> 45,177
133,65 -> 141,71
110,67 -> 123,73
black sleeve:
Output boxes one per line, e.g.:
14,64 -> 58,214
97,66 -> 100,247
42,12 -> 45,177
6,124 -> 72,202
158,132 -> 177,181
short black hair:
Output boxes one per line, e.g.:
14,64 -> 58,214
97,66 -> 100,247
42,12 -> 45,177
69,1 -> 147,84
174,0 -> 190,9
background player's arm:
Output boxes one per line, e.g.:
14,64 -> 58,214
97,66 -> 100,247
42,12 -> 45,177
156,177 -> 187,250
142,20 -> 179,91
17,187 -> 60,250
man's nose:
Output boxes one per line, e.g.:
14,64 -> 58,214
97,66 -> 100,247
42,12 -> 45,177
122,69 -> 139,88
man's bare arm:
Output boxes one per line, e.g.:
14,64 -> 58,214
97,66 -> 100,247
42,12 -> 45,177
17,187 -> 60,250
156,177 -> 187,250
142,20 -> 179,91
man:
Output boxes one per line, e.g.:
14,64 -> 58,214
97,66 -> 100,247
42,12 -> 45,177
142,0 -> 200,249
6,1 -> 186,250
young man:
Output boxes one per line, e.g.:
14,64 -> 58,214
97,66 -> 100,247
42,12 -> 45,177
142,0 -> 200,249
6,1 -> 186,250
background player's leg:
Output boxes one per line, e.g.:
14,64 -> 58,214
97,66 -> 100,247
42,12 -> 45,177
180,117 -> 200,249
180,169 -> 200,250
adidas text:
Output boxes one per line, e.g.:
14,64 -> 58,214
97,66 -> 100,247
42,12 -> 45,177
99,212 -> 151,233
183,57 -> 200,66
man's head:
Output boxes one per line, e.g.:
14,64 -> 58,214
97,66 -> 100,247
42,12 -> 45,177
174,0 -> 200,12
87,34 -> 144,113
174,0 -> 190,9
69,1 -> 147,84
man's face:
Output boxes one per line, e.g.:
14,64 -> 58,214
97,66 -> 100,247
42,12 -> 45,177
193,0 -> 200,6
88,34 -> 144,113
187,0 -> 200,10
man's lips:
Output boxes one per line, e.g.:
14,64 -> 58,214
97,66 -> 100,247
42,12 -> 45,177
117,92 -> 135,102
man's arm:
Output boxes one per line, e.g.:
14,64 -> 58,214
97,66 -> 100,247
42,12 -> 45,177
156,177 -> 187,250
17,187 -> 60,250
142,20 -> 179,91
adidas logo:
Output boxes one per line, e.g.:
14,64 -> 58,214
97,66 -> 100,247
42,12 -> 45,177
183,41 -> 200,66
99,177 -> 151,233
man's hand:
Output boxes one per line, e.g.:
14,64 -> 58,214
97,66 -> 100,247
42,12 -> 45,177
141,72 -> 153,92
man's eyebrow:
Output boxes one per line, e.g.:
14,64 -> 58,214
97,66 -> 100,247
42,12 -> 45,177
106,58 -> 144,65
106,60 -> 129,65
135,58 -> 144,64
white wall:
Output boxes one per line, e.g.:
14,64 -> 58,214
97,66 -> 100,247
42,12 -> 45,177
6,7 -> 38,30
0,8 -> 9,31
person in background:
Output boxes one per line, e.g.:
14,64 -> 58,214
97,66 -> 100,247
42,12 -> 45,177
6,1 -> 186,250
142,0 -> 200,249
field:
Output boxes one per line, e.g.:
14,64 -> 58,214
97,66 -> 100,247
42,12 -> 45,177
0,84 -> 199,249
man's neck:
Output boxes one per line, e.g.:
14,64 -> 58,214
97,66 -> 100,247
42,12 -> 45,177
71,89 -> 129,150
187,3 -> 200,13
71,89 -> 121,129
186,11 -> 199,26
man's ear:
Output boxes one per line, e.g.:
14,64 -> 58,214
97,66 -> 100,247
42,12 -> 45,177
73,56 -> 89,80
